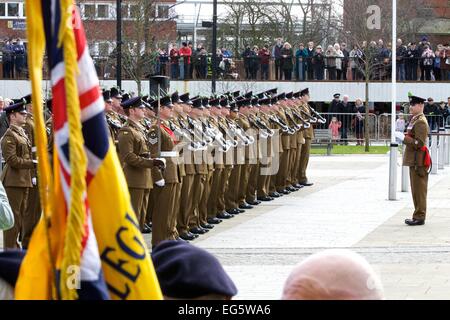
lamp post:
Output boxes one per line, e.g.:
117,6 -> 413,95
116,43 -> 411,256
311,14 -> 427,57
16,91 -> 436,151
116,0 -> 122,88
211,0 -> 217,94
388,0 -> 398,200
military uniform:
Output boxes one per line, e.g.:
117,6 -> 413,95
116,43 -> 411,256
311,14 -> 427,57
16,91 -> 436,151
275,96 -> 291,193
298,96 -> 314,186
148,117 -> 181,246
117,117 -> 154,232
256,104 -> 275,200
22,113 -> 41,249
402,110 -> 430,223
1,120 -> 34,249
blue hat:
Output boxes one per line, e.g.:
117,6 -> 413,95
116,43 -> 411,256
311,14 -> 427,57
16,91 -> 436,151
0,250 -> 26,287
121,96 -> 145,109
151,241 -> 238,299
4,101 -> 28,115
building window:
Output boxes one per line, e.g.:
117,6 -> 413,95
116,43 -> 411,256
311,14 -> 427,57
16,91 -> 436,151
157,5 -> 170,19
0,4 -> 5,17
7,3 -> 19,17
121,4 -> 129,19
129,4 -> 139,19
84,4 -> 95,19
97,4 -> 109,18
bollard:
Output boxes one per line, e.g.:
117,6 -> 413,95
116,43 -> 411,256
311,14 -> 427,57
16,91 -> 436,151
445,125 -> 450,166
401,144 -> 409,192
438,127 -> 445,170
431,131 -> 438,174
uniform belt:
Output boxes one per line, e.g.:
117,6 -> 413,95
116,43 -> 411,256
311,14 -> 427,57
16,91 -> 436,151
160,151 -> 178,157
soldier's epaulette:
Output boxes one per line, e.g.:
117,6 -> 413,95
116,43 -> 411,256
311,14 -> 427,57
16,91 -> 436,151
118,125 -> 132,135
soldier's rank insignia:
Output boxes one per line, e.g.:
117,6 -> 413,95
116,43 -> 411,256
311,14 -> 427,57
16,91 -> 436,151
149,131 -> 158,145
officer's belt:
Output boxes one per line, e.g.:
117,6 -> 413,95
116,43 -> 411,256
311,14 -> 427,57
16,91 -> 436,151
160,151 -> 178,158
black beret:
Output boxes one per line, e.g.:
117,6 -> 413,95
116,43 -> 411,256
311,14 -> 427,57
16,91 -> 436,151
219,98 -> 229,108
102,89 -> 112,102
152,241 -> 238,299
209,98 -> 220,107
160,96 -> 174,108
293,91 -> 301,99
251,97 -> 260,107
232,91 -> 240,98
4,101 -> 28,115
256,92 -> 266,99
121,96 -> 145,109
259,97 -> 271,106
271,96 -> 278,105
277,92 -> 286,100
171,92 -> 182,104
0,250 -> 26,287
301,88 -> 310,97
191,98 -> 204,109
244,91 -> 253,99
410,95 -> 426,105
110,87 -> 122,99
202,97 -> 210,108
237,98 -> 251,108
286,92 -> 293,99
179,93 -> 192,105
229,101 -> 238,112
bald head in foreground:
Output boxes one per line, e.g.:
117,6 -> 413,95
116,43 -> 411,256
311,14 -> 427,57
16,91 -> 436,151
282,249 -> 384,300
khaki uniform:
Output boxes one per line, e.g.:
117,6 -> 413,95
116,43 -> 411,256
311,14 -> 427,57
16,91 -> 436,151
198,117 -> 215,226
175,114 -> 196,235
105,110 -> 123,147
22,115 -> 41,249
1,125 -> 34,249
148,120 -> 181,246
117,119 -> 154,231
236,115 -> 252,206
276,108 -> 291,191
268,111 -> 284,194
207,115 -> 225,218
217,116 -> 234,214
403,113 -> 429,221
189,116 -> 208,230
246,114 -> 261,203
257,112 -> 274,198
298,102 -> 314,184
224,116 -> 243,211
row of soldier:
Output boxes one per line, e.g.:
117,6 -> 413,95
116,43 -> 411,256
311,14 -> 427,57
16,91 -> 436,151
105,86 -> 323,246
0,86 -> 324,249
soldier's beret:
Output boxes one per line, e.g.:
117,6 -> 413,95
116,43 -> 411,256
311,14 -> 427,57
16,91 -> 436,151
259,97 -> 271,106
171,91 -> 182,104
229,101 -> 238,112
237,98 -> 251,108
244,91 -> 253,99
251,97 -> 260,107
4,101 -> 28,115
409,95 -> 426,105
202,97 -> 211,109
179,93 -> 192,105
0,250 -> 26,287
277,92 -> 286,100
232,91 -> 240,98
102,89 -> 112,103
286,92 -> 293,99
110,87 -> 122,99
121,96 -> 145,109
270,96 -> 278,105
160,96 -> 174,108
209,98 -> 220,108
257,92 -> 266,99
301,88 -> 310,97
293,91 -> 301,99
219,98 -> 229,109
191,98 -> 204,109
152,240 -> 238,299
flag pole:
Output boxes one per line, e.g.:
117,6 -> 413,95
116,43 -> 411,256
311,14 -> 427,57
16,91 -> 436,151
388,0 -> 398,200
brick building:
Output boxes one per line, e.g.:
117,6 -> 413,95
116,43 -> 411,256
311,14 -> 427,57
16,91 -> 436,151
0,0 -> 177,56
343,0 -> 450,44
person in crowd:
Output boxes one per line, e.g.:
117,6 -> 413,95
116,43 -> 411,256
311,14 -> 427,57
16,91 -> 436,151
12,39 -> 26,79
442,44 -> 450,80
341,43 -> 350,80
295,43 -> 308,81
280,42 -> 294,80
405,42 -> 419,80
421,45 -> 435,81
249,45 -> 260,80
354,98 -> 365,145
2,39 -> 14,79
328,117 -> 341,142
306,41 -> 315,80
0,181 -> 14,232
396,39 -> 407,81
242,45 -> 252,80
198,48 -> 208,79
325,45 -> 337,80
158,48 -> 169,76
281,249 -> 384,300
424,97 -> 439,130
179,42 -> 192,80
396,113 -> 406,133
433,44 -> 444,81
187,42 -> 194,79
436,101 -> 449,128
272,38 -> 284,80
169,44 -> 180,80
152,240 -> 238,300
349,45 -> 363,81
338,95 -> 355,145
313,45 -> 325,80
334,43 -> 345,80
259,45 -> 271,80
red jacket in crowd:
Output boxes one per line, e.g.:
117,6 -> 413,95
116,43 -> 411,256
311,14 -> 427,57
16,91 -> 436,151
179,46 -> 192,64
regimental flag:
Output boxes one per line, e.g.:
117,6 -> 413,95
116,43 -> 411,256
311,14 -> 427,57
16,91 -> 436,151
15,0 -> 162,300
